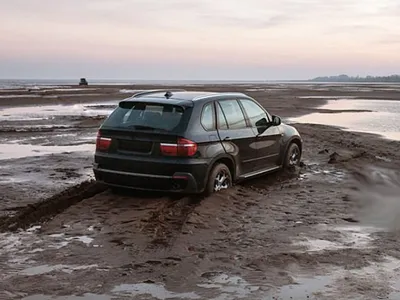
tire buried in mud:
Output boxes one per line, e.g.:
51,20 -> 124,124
283,142 -> 301,172
205,163 -> 232,196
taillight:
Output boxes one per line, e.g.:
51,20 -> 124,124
96,132 -> 112,151
160,138 -> 197,157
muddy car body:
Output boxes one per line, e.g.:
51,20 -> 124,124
93,90 -> 302,194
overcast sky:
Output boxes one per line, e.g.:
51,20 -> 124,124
1,0 -> 399,80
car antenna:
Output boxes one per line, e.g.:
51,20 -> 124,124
164,91 -> 173,99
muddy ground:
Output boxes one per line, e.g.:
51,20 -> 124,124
1,83 -> 400,299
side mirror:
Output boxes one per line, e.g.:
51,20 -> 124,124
272,115 -> 281,126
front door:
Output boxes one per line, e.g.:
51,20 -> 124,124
239,98 -> 282,169
215,99 -> 258,175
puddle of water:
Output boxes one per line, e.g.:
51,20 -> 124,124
291,99 -> 400,140
0,102 -> 117,121
119,89 -> 140,94
47,234 -> 94,249
0,177 -> 30,184
21,293 -> 112,300
294,225 -> 379,252
299,167 -> 346,183
48,241 -> 70,249
0,143 -> 95,160
27,226 -> 41,232
274,275 -> 334,299
198,273 -> 260,300
51,88 -> 98,92
112,283 -> 201,299
246,88 -> 286,92
0,95 -> 41,98
297,96 -> 356,99
65,236 -> 94,245
20,264 -> 98,276
349,165 -> 400,230
273,255 -> 400,300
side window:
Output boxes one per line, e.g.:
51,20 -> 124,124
240,99 -> 268,127
218,100 -> 247,129
216,102 -> 228,130
200,103 -> 215,131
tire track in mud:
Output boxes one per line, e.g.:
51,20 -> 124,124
0,180 -> 108,232
138,171 -> 299,248
141,196 -> 202,247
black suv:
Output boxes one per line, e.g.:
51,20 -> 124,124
93,90 -> 302,195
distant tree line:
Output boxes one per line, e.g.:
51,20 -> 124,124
310,74 -> 400,82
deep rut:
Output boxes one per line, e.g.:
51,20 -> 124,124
0,180 -> 108,232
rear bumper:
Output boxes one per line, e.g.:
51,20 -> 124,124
92,151 -> 211,193
93,166 -> 200,193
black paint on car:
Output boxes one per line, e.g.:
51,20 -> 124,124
93,89 -> 303,195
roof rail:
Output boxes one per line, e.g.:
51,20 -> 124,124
130,89 -> 187,98
193,92 -> 246,101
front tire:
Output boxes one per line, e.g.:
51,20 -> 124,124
204,163 -> 232,196
283,143 -> 301,170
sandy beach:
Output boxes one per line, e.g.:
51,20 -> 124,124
1,83 -> 400,299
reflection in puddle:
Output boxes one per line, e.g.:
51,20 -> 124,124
0,143 -> 95,160
291,99 -> 400,140
112,283 -> 201,299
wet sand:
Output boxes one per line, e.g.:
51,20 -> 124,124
1,83 -> 400,299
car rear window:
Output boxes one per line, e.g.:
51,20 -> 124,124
102,101 -> 189,132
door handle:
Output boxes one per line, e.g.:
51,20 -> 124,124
223,137 -> 231,141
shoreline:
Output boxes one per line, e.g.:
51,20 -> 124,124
1,83 -> 400,109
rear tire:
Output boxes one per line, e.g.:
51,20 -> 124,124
283,143 -> 301,170
204,163 -> 232,196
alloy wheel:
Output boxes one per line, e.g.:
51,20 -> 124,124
289,146 -> 300,166
214,169 -> 230,191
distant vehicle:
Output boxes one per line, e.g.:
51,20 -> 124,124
79,78 -> 88,86
93,90 -> 303,195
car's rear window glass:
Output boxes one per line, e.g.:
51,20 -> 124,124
103,102 -> 187,132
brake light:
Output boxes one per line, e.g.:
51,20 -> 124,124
96,132 -> 112,151
160,138 -> 198,157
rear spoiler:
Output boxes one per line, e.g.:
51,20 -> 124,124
130,89 -> 186,98
119,99 -> 194,109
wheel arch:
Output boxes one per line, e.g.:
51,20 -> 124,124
204,154 -> 236,186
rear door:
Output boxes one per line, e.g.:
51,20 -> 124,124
215,99 -> 258,175
239,98 -> 282,169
